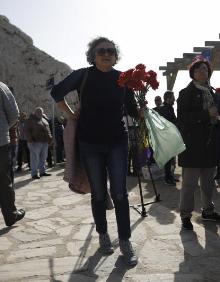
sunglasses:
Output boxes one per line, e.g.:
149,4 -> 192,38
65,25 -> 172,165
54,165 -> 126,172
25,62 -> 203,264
95,47 -> 116,56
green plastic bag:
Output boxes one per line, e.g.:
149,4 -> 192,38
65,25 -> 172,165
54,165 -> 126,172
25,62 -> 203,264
144,108 -> 186,168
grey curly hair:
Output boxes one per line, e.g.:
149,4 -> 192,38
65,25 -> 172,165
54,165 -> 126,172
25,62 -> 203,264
86,36 -> 120,65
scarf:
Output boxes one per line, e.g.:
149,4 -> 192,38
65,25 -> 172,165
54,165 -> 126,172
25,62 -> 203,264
193,80 -> 219,126
193,80 -> 214,110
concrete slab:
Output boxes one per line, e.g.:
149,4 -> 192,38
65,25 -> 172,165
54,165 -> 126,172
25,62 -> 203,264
0,166 -> 220,281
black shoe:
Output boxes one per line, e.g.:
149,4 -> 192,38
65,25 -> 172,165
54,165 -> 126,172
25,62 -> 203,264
40,172 -> 51,177
202,212 -> 220,221
99,233 -> 114,255
16,167 -> 22,172
164,179 -> 176,186
6,209 -> 25,227
32,175 -> 40,179
214,174 -> 220,180
173,178 -> 180,182
119,239 -> 138,266
181,217 -> 193,230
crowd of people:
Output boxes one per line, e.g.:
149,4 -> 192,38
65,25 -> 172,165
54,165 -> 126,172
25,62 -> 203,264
1,36 -> 220,268
8,107 -> 65,179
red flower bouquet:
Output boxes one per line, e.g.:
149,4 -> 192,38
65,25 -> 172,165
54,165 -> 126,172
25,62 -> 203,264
118,64 -> 159,167
118,64 -> 159,108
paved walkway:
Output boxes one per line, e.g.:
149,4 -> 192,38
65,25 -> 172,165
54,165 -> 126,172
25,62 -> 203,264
1,165 -> 220,281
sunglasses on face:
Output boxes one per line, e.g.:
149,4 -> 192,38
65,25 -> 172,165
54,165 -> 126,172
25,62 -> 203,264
95,47 -> 116,56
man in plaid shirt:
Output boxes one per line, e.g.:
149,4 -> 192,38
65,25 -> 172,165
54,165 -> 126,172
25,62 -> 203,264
0,82 -> 25,226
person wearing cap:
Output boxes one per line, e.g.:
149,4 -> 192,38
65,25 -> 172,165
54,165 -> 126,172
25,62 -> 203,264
25,107 -> 52,179
177,56 -> 220,231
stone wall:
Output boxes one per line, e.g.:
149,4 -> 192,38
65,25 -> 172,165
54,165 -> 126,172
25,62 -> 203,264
0,15 -> 73,117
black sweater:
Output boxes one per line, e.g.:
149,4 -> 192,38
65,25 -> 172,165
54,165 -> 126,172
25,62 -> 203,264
51,66 -> 138,144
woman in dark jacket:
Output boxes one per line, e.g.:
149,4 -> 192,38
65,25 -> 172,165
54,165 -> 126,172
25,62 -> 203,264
51,37 -> 138,266
177,56 -> 220,230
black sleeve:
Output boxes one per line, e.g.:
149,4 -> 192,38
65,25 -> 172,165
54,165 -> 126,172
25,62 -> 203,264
50,68 -> 86,102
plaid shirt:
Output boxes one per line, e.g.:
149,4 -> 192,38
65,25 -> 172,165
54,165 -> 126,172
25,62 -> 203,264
0,82 -> 19,146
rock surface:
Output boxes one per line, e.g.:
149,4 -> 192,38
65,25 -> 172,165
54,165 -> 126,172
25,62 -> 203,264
0,15 -> 73,116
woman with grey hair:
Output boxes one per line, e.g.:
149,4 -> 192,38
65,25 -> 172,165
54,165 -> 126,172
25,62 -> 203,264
51,36 -> 138,266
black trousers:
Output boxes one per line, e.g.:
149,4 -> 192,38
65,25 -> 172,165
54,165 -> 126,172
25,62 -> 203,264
17,140 -> 30,168
164,158 -> 174,181
56,139 -> 64,162
0,144 -> 17,224
47,147 -> 53,167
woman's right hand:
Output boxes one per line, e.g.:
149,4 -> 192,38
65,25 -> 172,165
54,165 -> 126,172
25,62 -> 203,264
68,110 -> 80,120
57,100 -> 80,120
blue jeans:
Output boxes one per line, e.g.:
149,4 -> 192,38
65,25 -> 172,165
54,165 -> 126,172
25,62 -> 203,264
28,142 -> 48,176
79,137 -> 131,240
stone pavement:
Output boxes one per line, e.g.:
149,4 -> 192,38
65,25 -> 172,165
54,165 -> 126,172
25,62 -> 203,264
1,165 -> 220,282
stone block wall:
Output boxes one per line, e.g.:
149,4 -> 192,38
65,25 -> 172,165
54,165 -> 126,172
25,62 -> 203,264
0,15 -> 74,118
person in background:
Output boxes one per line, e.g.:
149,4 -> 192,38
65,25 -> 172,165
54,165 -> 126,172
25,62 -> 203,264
25,107 -> 52,179
43,114 -> 54,168
0,82 -> 25,226
51,36 -> 138,266
153,95 -> 162,112
157,90 -> 178,185
213,87 -> 220,180
177,56 -> 220,231
54,116 -> 65,163
16,112 -> 30,172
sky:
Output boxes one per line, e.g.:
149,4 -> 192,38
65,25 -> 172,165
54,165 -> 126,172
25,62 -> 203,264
1,0 -> 220,107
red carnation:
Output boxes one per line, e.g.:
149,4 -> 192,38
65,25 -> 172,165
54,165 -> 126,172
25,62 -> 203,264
135,64 -> 146,71
150,80 -> 159,90
132,69 -> 146,81
118,68 -> 134,87
118,64 -> 159,107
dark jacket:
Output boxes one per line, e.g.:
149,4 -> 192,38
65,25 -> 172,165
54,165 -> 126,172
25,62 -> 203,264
25,114 -> 52,143
152,106 -> 161,113
177,81 -> 219,167
157,102 -> 177,125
